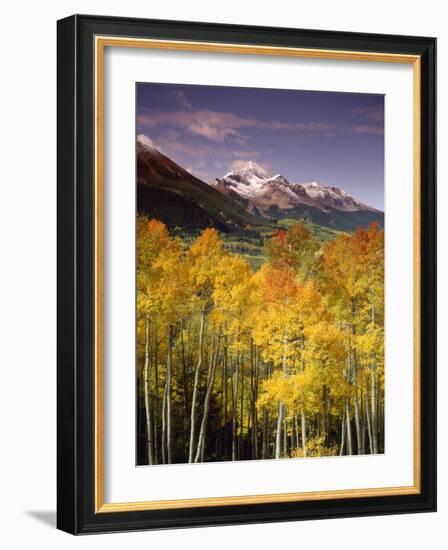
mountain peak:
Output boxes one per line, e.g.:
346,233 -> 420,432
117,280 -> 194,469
225,161 -> 272,184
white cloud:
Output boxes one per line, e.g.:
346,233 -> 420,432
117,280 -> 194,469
351,125 -> 384,135
175,91 -> 192,110
137,110 -> 334,144
352,105 -> 384,122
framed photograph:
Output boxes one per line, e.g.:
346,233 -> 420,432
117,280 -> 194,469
57,14 -> 436,534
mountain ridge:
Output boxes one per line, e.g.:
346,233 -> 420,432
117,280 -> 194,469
209,161 -> 381,216
136,137 -> 267,233
136,138 -> 383,235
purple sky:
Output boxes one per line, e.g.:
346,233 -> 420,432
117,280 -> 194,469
136,83 -> 384,210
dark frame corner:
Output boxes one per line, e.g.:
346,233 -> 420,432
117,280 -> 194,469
57,14 -> 436,535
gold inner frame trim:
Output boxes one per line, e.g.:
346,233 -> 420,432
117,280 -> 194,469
94,35 -> 422,513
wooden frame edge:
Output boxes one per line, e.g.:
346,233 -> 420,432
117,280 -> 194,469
93,35 -> 422,515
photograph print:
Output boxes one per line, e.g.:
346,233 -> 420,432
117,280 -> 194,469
136,83 -> 384,466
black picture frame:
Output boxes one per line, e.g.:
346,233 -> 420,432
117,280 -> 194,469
57,14 -> 436,534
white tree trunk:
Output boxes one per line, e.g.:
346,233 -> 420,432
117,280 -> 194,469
166,326 -> 173,464
345,398 -> 353,455
262,406 -> 269,459
161,375 -> 167,464
339,406 -> 346,456
371,370 -> 378,454
194,329 -> 221,462
301,406 -> 307,457
365,389 -> 374,454
231,357 -> 239,461
188,310 -> 206,463
370,304 -> 378,454
143,316 -> 154,465
275,401 -> 284,459
353,386 -> 363,454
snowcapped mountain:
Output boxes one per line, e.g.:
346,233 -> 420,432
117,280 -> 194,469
210,162 -> 322,213
225,160 -> 272,187
302,182 -> 378,212
210,161 -> 380,215
136,139 -> 383,234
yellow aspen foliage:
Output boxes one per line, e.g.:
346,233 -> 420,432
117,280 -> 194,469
136,217 -> 385,464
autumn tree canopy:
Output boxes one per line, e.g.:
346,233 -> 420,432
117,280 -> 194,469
136,217 -> 385,464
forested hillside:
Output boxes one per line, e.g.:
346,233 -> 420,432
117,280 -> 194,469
136,218 -> 384,465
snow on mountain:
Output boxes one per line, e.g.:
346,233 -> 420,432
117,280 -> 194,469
224,161 -> 272,187
211,162 -> 313,211
302,181 -> 378,212
137,133 -> 161,155
210,162 -> 379,214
